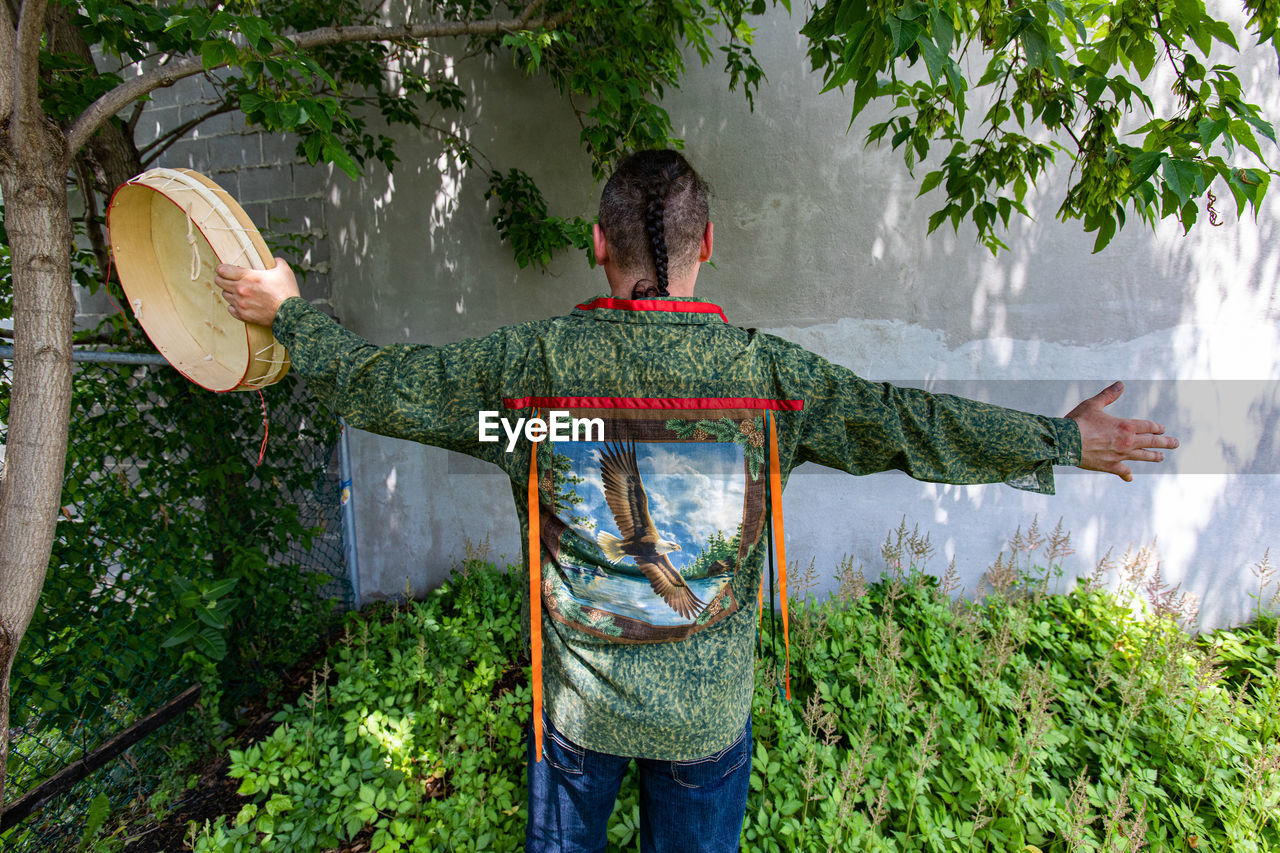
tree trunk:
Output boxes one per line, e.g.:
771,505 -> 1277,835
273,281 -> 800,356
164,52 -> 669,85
0,113 -> 73,808
46,1 -> 141,279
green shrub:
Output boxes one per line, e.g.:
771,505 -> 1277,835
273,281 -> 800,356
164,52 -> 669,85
192,561 -> 527,852
193,528 -> 1280,852
1,362 -> 344,852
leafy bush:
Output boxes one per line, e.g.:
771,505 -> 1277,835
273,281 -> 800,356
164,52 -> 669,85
193,528 -> 1280,852
1,360 -> 345,851
8,365 -> 340,736
192,561 -> 527,852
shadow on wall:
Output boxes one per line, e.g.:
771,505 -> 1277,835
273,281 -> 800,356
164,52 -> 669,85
779,377 -> 1280,628
325,24 -> 600,342
320,5 -> 1279,621
679,7 -> 1280,628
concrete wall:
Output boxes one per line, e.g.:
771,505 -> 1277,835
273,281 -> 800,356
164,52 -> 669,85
119,8 -> 1279,628
314,7 -> 1280,629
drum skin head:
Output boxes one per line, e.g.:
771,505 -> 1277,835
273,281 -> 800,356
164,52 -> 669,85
107,168 -> 290,392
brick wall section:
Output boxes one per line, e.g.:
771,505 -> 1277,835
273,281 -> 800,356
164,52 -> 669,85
80,74 -> 334,329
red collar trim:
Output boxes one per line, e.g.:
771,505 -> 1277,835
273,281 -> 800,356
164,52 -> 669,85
505,396 -> 804,411
575,297 -> 728,324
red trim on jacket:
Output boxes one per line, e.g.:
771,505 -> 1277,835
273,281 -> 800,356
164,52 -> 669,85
503,396 -> 805,411
574,297 -> 729,324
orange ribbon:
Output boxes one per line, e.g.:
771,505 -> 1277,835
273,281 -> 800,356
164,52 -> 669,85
528,413 -> 544,762
766,411 -> 791,699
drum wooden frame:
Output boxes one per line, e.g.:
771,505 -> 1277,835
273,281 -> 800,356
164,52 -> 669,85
107,168 -> 289,392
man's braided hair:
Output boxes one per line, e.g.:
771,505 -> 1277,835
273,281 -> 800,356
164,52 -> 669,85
598,149 -> 710,298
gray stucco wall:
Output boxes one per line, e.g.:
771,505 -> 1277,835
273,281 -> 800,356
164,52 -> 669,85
127,8 -> 1279,628
318,8 -> 1280,629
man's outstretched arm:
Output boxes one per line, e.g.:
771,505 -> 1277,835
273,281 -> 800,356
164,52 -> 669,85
213,259 -> 513,466
1064,381 -> 1178,482
785,340 -> 1177,491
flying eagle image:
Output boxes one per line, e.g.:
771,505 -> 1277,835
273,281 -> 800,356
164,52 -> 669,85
595,441 -> 706,620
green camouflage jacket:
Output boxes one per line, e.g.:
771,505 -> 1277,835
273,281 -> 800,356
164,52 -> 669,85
273,294 -> 1081,760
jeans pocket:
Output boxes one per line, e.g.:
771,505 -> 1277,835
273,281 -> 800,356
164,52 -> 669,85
544,724 -> 586,776
670,722 -> 751,789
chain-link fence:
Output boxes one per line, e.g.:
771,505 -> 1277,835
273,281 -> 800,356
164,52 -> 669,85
0,350 -> 349,851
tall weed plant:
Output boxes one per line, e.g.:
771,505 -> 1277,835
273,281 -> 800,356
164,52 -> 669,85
193,525 -> 1280,852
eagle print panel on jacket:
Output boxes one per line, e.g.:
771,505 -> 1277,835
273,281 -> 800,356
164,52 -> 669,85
533,406 -> 775,643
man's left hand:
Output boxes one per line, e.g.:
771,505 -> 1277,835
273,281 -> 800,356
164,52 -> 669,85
1065,381 -> 1179,481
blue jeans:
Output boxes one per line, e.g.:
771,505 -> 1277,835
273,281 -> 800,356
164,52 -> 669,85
525,714 -> 752,852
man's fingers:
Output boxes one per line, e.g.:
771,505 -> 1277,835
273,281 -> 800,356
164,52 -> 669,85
210,257 -> 297,326
1120,423 -> 1178,451
1126,418 -> 1165,436
215,263 -> 248,281
1092,380 -> 1124,408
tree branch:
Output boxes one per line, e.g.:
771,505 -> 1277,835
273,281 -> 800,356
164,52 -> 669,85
138,102 -> 238,165
64,12 -> 572,162
517,0 -> 549,27
11,0 -> 46,124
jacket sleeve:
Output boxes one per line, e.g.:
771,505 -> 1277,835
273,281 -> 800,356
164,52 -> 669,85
272,297 -> 511,465
785,343 -> 1081,494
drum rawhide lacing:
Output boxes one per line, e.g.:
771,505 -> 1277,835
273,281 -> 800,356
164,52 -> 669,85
108,167 -> 290,393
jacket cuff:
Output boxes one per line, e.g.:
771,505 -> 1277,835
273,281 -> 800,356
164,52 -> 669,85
1052,417 -> 1083,467
271,296 -> 314,343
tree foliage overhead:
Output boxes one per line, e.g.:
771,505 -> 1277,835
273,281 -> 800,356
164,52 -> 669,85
800,0 -> 1278,252
44,0 -> 1277,271
48,0 -> 768,275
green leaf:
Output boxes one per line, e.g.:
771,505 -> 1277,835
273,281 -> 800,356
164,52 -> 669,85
1020,24 -> 1051,68
205,577 -> 240,600
1228,118 -> 1264,161
1127,38 -> 1155,79
1198,117 -> 1228,149
238,16 -> 272,49
161,619 -> 199,648
917,33 -> 945,81
1246,115 -> 1278,147
849,76 -> 878,123
835,0 -> 869,33
192,629 -> 228,661
1128,150 -> 1164,188
1161,158 -> 1201,202
1179,197 -> 1198,232
1083,75 -> 1107,105
919,169 -> 945,196
1091,213 -> 1116,252
888,15 -> 922,59
927,207 -> 949,234
194,605 -> 226,630
929,6 -> 956,52
75,793 -> 111,853
200,39 -> 237,71
322,140 -> 362,180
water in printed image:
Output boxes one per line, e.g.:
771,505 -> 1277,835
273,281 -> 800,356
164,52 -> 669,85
550,438 -> 746,627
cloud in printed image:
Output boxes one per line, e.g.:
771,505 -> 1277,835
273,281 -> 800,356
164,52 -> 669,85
559,440 -> 745,570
